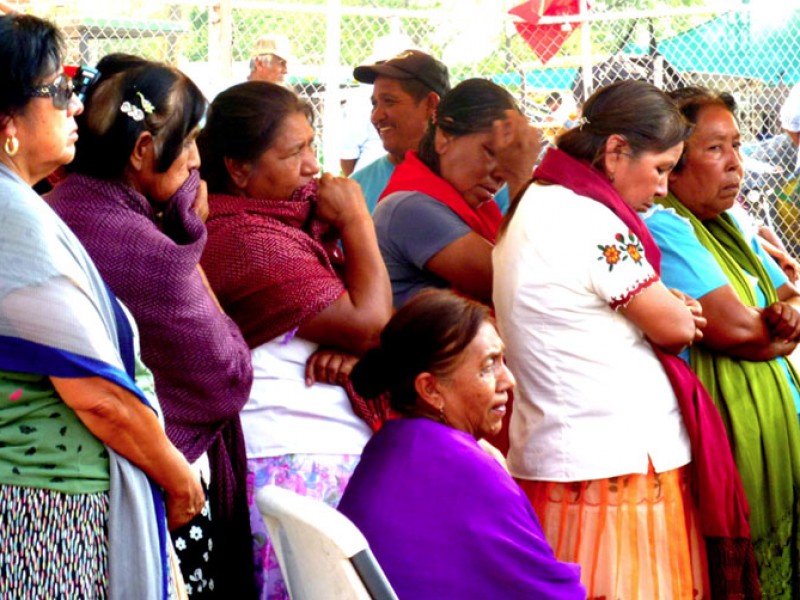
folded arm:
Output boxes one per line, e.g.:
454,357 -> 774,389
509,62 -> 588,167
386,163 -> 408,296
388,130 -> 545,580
695,284 -> 798,360
620,281 -> 703,354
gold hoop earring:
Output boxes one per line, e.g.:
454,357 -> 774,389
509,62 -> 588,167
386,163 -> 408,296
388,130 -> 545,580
4,136 -> 19,157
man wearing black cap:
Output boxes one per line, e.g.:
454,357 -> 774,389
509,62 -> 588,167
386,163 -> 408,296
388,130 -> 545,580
351,50 -> 450,212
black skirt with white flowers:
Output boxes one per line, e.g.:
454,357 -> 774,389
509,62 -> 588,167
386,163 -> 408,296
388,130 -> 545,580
171,490 -> 216,596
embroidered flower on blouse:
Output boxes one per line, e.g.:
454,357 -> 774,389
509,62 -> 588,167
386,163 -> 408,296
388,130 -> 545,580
598,230 -> 645,271
599,244 -> 621,267
175,537 -> 187,551
626,243 -> 642,263
616,231 -> 645,265
189,525 -> 203,541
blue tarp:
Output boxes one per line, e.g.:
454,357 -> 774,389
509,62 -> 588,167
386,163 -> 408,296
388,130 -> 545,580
491,67 -> 577,91
494,8 -> 800,94
657,10 -> 800,85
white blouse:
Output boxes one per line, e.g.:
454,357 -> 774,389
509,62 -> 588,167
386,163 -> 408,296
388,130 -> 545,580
493,183 -> 691,482
243,334 -> 372,459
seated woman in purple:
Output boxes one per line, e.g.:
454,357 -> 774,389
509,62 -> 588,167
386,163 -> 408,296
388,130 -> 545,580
337,289 -> 584,599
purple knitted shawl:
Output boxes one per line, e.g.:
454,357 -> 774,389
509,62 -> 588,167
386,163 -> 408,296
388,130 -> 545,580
47,170 -> 256,596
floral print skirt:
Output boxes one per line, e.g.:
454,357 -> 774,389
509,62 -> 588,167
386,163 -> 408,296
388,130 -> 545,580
247,453 -> 360,600
0,484 -> 109,598
171,487 -> 215,597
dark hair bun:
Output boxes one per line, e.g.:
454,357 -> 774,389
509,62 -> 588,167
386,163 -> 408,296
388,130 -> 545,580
350,346 -> 391,399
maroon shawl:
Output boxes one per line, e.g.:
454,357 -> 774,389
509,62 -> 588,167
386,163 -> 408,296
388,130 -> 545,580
534,148 -> 760,599
380,151 -> 503,243
201,180 -> 344,349
201,180 -> 392,431
47,170 -> 256,597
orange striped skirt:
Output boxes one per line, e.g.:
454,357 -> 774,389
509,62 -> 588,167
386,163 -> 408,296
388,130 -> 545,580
518,465 -> 709,600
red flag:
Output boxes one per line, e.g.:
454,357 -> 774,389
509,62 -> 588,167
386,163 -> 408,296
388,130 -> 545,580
509,0 -> 586,64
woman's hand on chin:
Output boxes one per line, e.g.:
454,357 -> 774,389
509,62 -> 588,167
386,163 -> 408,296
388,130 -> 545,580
315,173 -> 370,231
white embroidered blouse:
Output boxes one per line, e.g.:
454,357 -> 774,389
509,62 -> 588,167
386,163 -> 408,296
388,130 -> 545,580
493,183 -> 691,482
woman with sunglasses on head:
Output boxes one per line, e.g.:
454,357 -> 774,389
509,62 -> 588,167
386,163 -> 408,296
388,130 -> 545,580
0,14 -> 203,598
47,55 -> 256,597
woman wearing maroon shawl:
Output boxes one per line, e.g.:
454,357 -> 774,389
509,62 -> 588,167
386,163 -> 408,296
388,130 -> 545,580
47,58 -> 255,597
373,78 -> 539,308
338,289 -> 585,599
197,82 -> 392,600
494,81 -> 759,598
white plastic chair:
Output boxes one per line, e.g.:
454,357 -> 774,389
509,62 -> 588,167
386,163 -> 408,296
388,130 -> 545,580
256,486 -> 398,600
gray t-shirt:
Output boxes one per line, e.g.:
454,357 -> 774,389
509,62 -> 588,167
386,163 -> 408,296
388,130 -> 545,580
372,191 -> 472,307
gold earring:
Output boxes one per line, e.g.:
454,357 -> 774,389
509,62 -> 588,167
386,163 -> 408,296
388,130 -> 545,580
4,136 -> 19,157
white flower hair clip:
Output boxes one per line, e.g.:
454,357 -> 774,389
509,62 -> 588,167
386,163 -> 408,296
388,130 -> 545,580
120,101 -> 145,121
121,91 -> 155,122
575,116 -> 590,130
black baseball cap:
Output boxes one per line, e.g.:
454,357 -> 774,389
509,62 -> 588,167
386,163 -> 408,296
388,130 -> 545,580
354,50 -> 451,97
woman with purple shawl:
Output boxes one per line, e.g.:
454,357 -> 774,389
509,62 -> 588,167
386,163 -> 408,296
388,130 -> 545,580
337,289 -> 585,599
46,57 -> 255,597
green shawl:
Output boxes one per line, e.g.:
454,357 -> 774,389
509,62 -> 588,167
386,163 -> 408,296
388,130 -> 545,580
659,193 -> 800,598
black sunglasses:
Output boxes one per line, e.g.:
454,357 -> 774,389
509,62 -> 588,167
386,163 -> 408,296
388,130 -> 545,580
29,73 -> 75,110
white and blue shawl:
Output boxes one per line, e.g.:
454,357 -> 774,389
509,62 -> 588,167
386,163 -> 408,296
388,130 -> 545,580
0,163 -> 170,599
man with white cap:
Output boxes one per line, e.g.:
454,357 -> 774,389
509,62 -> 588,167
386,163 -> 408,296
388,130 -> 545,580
248,34 -> 292,84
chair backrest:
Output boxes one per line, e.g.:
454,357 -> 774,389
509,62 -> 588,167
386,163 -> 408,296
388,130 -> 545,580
256,486 -> 398,600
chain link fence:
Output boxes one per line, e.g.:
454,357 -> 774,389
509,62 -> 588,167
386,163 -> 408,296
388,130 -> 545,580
8,0 -> 800,255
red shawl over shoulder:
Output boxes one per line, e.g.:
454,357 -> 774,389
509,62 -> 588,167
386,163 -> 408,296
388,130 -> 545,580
534,148 -> 760,599
379,151 -> 503,243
